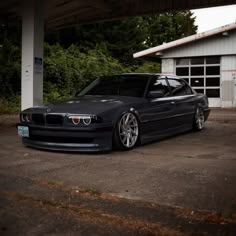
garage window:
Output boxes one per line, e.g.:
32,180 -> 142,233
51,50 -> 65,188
206,77 -> 220,87
206,89 -> 220,98
176,58 -> 189,65
191,67 -> 204,76
175,57 -> 220,98
206,57 -> 220,64
206,66 -> 220,75
191,78 -> 204,87
176,67 -> 189,76
191,57 -> 204,65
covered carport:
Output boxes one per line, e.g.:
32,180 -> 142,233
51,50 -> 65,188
0,0 -> 235,110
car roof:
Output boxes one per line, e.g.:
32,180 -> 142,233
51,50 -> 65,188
120,73 -> 180,79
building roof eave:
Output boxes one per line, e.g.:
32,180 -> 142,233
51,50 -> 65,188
133,22 -> 236,59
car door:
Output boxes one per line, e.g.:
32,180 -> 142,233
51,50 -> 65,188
167,77 -> 196,128
139,76 -> 177,141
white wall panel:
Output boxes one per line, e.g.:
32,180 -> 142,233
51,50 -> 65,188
160,30 -> 236,59
221,56 -> 236,106
161,59 -> 174,74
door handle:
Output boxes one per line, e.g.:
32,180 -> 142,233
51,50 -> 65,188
171,101 -> 176,105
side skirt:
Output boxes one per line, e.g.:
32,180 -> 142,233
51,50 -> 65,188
140,124 -> 193,145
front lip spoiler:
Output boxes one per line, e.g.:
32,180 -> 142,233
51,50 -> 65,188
22,139 -> 111,152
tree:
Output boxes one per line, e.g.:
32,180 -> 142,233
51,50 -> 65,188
0,39 -> 21,97
46,17 -> 148,65
47,11 -> 197,64
143,11 -> 198,48
0,17 -> 21,46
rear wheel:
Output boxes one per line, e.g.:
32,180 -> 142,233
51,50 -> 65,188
193,107 -> 205,131
113,112 -> 139,150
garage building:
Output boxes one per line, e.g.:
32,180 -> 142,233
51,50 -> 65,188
134,23 -> 236,108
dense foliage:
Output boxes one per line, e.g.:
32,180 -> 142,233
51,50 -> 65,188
43,43 -> 127,102
0,11 -> 197,113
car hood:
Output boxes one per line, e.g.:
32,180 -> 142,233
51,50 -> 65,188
26,96 -> 145,114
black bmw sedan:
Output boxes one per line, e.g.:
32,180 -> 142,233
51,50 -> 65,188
17,73 -> 210,152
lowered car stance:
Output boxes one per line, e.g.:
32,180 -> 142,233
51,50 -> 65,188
17,73 -> 210,152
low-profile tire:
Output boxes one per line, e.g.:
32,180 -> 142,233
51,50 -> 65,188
193,107 -> 205,131
113,112 -> 139,150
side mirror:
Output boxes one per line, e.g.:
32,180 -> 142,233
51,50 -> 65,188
148,90 -> 165,99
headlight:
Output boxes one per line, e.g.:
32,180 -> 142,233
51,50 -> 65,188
82,116 -> 91,125
21,113 -> 32,123
71,117 -> 81,125
68,115 -> 100,126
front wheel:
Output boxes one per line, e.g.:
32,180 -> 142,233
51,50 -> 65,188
193,107 -> 205,131
113,112 -> 139,150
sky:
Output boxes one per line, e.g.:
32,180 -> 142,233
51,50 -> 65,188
191,4 -> 236,33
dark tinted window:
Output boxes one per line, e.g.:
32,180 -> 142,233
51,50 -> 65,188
194,89 -> 204,94
79,75 -> 149,97
148,78 -> 170,96
168,78 -> 192,96
184,78 -> 190,84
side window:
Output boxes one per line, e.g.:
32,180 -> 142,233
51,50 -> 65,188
168,78 -> 193,96
148,78 -> 170,96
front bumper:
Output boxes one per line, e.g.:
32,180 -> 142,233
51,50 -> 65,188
17,124 -> 113,152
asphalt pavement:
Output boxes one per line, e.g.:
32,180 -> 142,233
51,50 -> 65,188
0,109 -> 236,235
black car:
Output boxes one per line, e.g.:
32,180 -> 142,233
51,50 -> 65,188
17,73 -> 210,152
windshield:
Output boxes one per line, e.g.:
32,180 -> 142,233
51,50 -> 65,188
78,75 -> 150,98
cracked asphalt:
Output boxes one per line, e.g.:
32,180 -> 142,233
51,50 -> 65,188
0,111 -> 236,235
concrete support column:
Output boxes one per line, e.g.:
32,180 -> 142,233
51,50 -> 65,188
21,0 -> 44,110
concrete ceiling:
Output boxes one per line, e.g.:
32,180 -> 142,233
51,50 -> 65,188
1,0 -> 236,29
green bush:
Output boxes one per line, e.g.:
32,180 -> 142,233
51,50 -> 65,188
43,43 -> 127,102
0,96 -> 21,114
133,62 -> 161,73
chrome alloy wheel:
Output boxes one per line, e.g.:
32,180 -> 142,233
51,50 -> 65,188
195,107 -> 205,130
118,112 -> 139,148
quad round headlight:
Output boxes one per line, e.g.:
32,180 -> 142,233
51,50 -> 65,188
72,117 -> 80,125
68,115 -> 95,126
21,113 -> 31,122
21,113 -> 25,122
25,114 -> 31,122
83,117 -> 91,125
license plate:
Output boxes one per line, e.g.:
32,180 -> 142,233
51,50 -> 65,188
18,126 -> 29,137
